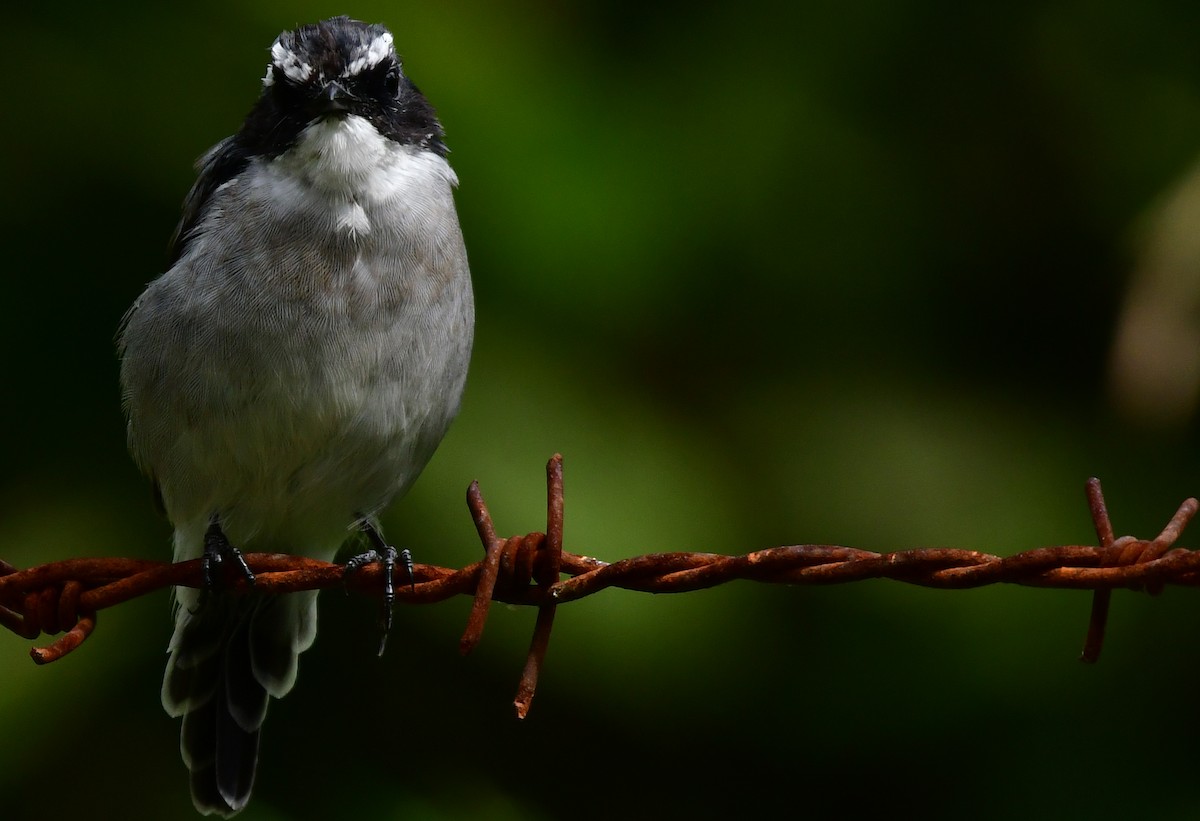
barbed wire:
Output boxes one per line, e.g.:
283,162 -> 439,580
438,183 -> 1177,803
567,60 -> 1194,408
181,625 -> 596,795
1,454 -> 1197,716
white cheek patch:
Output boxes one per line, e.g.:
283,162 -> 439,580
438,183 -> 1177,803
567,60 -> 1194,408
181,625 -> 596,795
344,31 -> 394,77
271,40 -> 314,84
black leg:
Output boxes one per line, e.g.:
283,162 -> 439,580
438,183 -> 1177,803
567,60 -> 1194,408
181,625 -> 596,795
343,520 -> 413,656
202,515 -> 256,588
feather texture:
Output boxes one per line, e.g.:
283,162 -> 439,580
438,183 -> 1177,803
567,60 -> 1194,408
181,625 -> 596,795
118,17 -> 473,816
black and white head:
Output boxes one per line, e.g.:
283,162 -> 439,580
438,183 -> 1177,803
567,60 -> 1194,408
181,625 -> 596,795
169,17 -> 450,262
245,16 -> 446,159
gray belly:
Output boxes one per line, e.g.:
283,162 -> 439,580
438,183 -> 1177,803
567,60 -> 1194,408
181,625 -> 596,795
119,218 -> 473,550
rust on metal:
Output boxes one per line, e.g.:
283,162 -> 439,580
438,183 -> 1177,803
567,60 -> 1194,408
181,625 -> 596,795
1,456 -> 1197,717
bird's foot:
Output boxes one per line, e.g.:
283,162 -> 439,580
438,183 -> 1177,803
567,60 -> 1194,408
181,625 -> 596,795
343,521 -> 413,656
202,516 -> 256,589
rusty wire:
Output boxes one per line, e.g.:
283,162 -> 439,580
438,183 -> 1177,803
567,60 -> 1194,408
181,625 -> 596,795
1,454 -> 1198,715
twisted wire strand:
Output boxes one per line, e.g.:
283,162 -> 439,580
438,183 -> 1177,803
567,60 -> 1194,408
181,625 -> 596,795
0,458 -> 1195,714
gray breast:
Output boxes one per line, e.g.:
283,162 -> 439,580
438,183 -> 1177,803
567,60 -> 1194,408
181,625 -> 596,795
119,156 -> 474,545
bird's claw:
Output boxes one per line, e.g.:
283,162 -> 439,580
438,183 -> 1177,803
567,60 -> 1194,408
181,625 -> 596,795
343,522 -> 414,655
202,516 -> 256,589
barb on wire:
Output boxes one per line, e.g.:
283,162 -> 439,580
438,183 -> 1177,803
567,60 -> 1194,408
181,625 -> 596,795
0,454 -> 1197,717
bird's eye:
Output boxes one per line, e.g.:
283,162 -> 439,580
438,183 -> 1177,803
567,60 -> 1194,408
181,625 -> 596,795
384,66 -> 401,98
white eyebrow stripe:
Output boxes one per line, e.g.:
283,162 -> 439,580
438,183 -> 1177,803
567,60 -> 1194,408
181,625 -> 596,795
271,40 -> 314,83
344,31 -> 394,77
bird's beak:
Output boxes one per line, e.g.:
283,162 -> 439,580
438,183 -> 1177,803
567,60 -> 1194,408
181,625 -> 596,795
313,81 -> 351,117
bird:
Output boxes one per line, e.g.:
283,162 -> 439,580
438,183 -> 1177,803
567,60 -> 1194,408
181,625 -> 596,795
117,16 -> 474,816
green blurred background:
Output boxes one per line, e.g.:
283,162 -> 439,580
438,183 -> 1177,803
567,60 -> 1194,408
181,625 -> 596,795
5,1 -> 1200,818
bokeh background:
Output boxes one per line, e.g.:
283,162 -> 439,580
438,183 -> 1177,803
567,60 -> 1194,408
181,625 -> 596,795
5,1 -> 1200,818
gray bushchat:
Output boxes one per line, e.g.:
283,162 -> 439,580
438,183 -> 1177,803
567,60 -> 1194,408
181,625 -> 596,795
117,16 -> 473,816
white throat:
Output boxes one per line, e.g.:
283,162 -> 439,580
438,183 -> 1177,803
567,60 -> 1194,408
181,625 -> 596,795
281,115 -> 392,194
272,115 -> 457,200
255,115 -> 459,238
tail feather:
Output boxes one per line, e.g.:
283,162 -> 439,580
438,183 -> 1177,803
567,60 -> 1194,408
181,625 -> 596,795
248,593 -> 319,698
180,678 -> 260,816
164,590 -> 319,816
223,609 -> 270,732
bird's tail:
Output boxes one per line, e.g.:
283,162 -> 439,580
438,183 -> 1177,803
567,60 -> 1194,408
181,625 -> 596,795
162,588 -> 318,816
